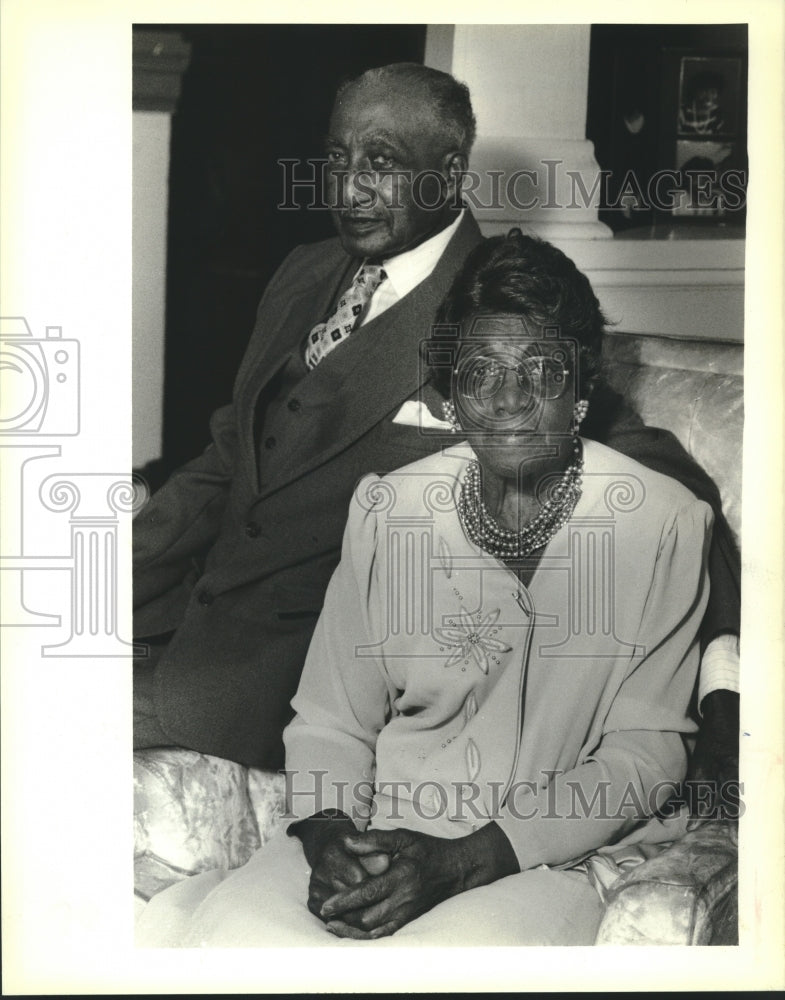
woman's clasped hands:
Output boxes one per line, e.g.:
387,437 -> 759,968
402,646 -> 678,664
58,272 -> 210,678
295,813 -> 519,939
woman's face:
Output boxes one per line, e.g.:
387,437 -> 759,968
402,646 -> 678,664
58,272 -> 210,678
452,314 -> 578,483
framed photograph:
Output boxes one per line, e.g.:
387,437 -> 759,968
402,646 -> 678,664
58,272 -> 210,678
661,48 -> 747,220
588,26 -> 748,231
677,56 -> 742,137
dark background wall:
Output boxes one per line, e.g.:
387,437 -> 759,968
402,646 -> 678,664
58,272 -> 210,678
145,24 -> 426,485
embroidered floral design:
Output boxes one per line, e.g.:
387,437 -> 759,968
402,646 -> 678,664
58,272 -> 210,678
434,607 -> 511,674
466,738 -> 481,781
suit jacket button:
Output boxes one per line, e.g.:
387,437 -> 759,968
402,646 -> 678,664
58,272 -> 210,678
198,589 -> 214,606
287,398 -> 301,412
264,436 -> 276,449
245,521 -> 261,538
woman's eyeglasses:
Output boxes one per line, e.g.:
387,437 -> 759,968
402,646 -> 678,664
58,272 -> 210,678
458,355 -> 570,403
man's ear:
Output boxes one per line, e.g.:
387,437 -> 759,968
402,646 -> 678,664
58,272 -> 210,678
441,150 -> 468,200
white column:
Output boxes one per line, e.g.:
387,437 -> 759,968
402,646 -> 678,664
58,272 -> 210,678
132,111 -> 170,468
426,25 -> 612,240
132,29 -> 191,468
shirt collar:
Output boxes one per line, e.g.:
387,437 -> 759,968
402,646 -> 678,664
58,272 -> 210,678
371,210 -> 465,301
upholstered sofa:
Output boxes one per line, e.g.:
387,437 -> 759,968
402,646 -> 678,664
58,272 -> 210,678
134,327 -> 743,944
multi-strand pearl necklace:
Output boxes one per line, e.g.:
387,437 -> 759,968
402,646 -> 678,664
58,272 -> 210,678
458,451 -> 584,559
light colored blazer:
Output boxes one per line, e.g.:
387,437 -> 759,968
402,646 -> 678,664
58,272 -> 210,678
284,440 -> 713,870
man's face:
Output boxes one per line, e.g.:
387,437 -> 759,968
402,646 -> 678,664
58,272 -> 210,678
325,81 -> 464,260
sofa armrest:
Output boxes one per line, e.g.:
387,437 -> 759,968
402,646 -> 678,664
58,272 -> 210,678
134,750 -> 739,945
595,820 -> 738,945
133,747 -> 285,902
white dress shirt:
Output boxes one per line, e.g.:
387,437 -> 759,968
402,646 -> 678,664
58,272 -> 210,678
358,209 -> 465,327
698,632 -> 740,709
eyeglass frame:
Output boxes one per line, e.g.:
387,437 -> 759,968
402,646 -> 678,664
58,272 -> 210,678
453,350 -> 573,404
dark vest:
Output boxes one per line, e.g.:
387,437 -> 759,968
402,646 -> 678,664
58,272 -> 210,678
254,272 -> 363,488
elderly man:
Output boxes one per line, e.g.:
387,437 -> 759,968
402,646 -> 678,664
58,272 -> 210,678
133,63 -> 739,804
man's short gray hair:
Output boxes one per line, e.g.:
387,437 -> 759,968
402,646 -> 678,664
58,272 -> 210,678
336,62 -> 477,158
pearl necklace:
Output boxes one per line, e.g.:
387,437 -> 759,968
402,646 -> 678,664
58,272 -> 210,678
458,451 -> 583,559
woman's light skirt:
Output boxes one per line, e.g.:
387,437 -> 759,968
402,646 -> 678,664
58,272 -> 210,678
136,830 -> 603,948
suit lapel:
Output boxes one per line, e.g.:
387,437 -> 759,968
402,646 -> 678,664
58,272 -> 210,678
238,247 -> 355,397
233,243 -> 357,489
261,212 -> 483,497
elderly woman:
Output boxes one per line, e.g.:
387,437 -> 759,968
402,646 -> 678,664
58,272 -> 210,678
138,233 -> 712,947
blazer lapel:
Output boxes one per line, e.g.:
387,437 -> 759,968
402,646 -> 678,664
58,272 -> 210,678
262,212 -> 483,496
232,243 -> 357,489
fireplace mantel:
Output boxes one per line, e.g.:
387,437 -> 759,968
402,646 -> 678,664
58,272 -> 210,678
542,229 -> 744,342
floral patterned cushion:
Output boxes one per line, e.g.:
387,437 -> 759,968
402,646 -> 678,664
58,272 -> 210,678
602,331 -> 743,543
133,748 -> 285,901
247,767 -> 287,843
595,821 -> 738,945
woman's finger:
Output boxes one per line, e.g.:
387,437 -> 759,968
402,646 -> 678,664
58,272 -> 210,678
342,829 -> 399,855
324,919 -> 375,940
357,851 -> 390,876
334,893 -> 405,932
308,858 -> 366,919
336,893 -> 420,935
318,844 -> 368,889
325,917 -> 404,941
367,920 -> 402,940
320,868 -> 398,919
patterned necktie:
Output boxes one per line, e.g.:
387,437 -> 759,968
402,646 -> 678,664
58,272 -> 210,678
304,263 -> 387,370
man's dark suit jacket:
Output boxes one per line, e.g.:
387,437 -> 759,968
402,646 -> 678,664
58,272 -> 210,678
134,211 -> 740,769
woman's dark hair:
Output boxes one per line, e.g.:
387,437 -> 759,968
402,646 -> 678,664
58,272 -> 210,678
428,230 -> 607,398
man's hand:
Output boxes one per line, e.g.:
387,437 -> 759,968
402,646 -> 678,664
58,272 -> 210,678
292,811 -> 389,920
686,688 -> 740,818
319,822 -> 519,940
